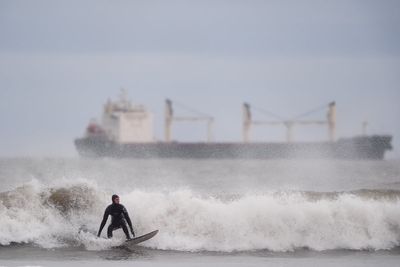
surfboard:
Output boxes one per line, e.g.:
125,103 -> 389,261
125,230 -> 159,245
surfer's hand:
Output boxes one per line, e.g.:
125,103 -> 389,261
131,230 -> 135,237
97,233 -> 100,238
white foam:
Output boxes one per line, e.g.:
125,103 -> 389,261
125,190 -> 400,252
1,181 -> 399,252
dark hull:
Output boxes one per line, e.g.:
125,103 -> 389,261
74,135 -> 392,160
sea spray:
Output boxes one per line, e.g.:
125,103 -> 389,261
1,180 -> 399,252
127,189 -> 400,252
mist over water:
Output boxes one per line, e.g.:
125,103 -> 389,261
0,158 -> 399,254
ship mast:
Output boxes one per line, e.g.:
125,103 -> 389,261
243,102 -> 336,143
243,103 -> 251,143
327,102 -> 336,141
165,99 -> 214,143
165,99 -> 173,142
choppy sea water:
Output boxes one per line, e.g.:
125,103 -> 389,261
0,158 -> 399,266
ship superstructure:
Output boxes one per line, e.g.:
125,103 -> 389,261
101,90 -> 153,144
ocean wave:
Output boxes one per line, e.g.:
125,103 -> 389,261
0,180 -> 399,252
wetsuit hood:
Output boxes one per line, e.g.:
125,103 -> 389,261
112,194 -> 119,203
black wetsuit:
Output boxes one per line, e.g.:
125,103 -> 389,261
97,203 -> 135,239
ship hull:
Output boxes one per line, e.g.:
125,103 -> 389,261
74,135 -> 392,160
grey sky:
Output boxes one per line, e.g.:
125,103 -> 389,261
0,0 -> 399,157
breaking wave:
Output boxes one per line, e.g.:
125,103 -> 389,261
1,180 -> 400,252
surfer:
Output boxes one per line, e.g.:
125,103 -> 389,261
97,194 -> 135,240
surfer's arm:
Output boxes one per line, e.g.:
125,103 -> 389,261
123,206 -> 135,237
97,208 -> 109,237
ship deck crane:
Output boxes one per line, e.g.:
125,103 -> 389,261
243,102 -> 336,143
165,99 -> 214,143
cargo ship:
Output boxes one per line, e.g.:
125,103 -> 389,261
75,92 -> 392,159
